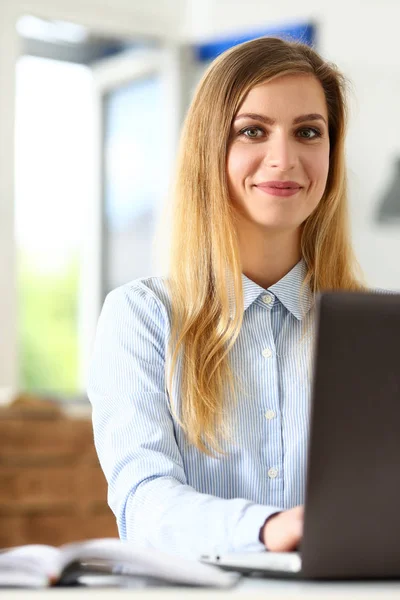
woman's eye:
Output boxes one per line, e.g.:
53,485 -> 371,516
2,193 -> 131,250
297,127 -> 321,140
240,126 -> 264,139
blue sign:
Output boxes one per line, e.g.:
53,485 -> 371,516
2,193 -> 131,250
195,22 -> 316,62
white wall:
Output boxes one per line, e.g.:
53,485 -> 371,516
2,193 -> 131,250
183,0 -> 400,290
346,65 -> 400,290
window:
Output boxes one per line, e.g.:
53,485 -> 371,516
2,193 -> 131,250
103,74 -> 167,295
15,56 -> 92,396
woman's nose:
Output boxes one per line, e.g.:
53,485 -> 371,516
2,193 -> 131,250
264,136 -> 297,172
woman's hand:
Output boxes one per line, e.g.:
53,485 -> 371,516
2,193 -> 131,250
261,505 -> 304,551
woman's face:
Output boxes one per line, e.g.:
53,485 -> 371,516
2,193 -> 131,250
226,74 -> 330,233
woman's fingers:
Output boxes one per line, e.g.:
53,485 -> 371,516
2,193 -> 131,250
262,505 -> 304,552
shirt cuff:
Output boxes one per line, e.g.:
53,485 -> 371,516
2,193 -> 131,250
231,504 -> 284,553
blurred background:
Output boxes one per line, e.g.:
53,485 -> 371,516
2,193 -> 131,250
0,0 -> 400,546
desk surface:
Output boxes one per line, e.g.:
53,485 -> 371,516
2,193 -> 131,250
4,577 -> 400,599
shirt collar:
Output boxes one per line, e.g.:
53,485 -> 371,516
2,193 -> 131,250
238,259 -> 314,321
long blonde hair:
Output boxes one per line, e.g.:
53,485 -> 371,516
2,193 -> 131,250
166,36 -> 364,454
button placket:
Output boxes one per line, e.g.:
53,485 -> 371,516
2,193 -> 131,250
259,305 -> 280,488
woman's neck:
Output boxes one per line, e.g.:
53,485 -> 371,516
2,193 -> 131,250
237,223 -> 302,289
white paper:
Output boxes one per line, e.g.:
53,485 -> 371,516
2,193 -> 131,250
60,538 -> 239,588
0,545 -> 62,587
0,539 -> 240,589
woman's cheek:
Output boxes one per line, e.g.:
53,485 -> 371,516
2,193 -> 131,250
227,148 -> 247,197
305,154 -> 329,195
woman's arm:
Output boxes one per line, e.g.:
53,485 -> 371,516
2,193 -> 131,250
87,283 -> 284,559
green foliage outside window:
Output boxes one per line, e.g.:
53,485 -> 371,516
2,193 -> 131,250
18,249 -> 80,396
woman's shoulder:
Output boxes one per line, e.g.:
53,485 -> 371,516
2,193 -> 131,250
115,275 -> 171,305
104,275 -> 172,329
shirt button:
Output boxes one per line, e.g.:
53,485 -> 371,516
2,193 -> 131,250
262,293 -> 273,305
265,409 -> 276,420
262,348 -> 273,358
268,468 -> 278,479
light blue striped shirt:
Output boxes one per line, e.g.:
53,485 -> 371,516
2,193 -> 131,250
87,259 -> 316,559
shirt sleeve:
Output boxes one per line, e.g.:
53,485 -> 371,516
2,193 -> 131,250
87,283 -> 284,559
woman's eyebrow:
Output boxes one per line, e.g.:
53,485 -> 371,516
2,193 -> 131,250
234,112 -> 275,125
293,113 -> 327,125
234,112 -> 327,125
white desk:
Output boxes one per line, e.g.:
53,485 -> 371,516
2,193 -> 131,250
4,578 -> 400,599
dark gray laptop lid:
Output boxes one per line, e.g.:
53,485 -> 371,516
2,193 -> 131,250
301,291 -> 400,579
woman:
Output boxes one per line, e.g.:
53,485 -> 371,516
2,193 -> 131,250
87,36 -> 364,559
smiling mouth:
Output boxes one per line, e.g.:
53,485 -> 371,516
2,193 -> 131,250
254,183 -> 303,197
266,186 -> 300,190
255,182 -> 302,190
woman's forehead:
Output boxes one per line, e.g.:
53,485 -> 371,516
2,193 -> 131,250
237,74 -> 328,120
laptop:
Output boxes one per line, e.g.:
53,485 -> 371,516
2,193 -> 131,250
201,291 -> 400,579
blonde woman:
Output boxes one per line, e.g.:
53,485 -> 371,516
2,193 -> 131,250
87,37 -> 364,559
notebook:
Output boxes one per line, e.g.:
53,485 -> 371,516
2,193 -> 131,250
0,537 -> 239,588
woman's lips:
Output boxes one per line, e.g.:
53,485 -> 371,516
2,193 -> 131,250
255,181 -> 302,197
